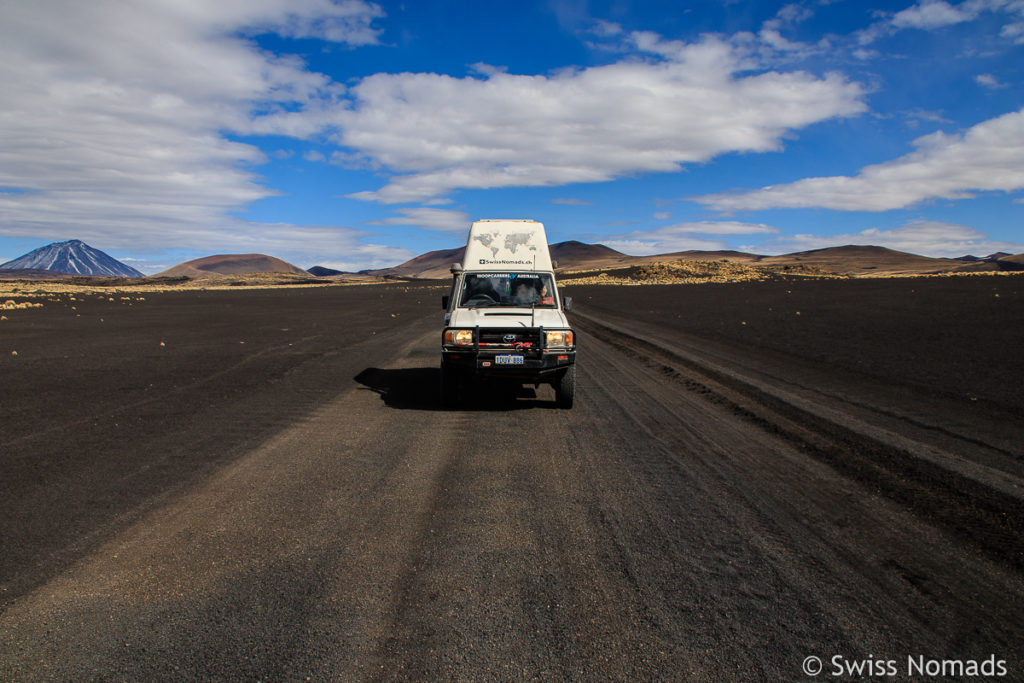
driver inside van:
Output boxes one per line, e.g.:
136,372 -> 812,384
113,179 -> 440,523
538,284 -> 554,305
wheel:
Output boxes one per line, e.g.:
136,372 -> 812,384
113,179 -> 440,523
554,365 -> 575,409
440,364 -> 460,408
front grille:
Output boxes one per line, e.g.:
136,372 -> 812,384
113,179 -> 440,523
477,327 -> 542,350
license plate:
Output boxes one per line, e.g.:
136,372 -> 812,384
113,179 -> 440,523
495,354 -> 524,365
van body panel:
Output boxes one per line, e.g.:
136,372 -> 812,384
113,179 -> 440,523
462,219 -> 553,272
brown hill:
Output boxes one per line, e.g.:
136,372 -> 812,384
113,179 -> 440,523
549,241 -> 627,269
997,253 -> 1024,271
157,254 -> 307,279
758,245 -> 965,276
364,246 -> 466,279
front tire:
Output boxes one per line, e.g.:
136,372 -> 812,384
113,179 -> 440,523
554,365 -> 576,409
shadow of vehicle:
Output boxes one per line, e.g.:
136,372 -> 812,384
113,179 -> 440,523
354,367 -> 558,411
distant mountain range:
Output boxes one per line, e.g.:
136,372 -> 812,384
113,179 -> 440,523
0,239 -> 143,277
350,242 -> 1024,279
1,239 -> 1021,281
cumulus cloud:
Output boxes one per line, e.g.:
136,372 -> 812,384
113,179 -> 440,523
591,20 -> 625,38
891,0 -> 975,29
858,0 -> 1024,45
694,107 -> 1024,211
365,208 -> 470,232
0,3 -> 869,262
975,73 -> 1008,88
753,220 -> 1024,258
603,221 -> 778,255
339,34 -> 866,204
1003,19 -> 1024,42
0,0 -> 384,260
754,3 -> 821,59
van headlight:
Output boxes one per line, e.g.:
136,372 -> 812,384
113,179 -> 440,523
444,329 -> 474,346
545,330 -> 574,348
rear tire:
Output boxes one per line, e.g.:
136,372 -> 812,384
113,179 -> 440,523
554,365 -> 576,409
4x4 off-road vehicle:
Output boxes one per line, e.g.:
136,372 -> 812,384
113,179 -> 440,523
441,219 -> 576,408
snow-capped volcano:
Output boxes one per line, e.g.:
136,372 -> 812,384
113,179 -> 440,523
0,239 -> 144,277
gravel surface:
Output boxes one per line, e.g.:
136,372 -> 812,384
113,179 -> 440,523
1,278 -> 1021,680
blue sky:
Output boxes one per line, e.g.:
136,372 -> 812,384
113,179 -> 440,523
1,0 -> 1022,273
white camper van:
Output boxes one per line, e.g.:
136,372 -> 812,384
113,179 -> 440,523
441,219 -> 576,408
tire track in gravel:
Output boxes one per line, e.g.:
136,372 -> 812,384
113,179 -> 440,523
572,310 -> 1024,569
2,302 -> 1022,681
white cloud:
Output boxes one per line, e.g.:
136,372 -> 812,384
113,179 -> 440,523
903,109 -> 954,125
694,107 -> 1024,211
776,4 -> 814,25
365,208 -> 470,232
852,48 -> 880,60
591,20 -> 625,38
602,221 -> 778,255
0,0 -> 384,261
1003,20 -> 1024,42
233,0 -> 385,44
891,1 -> 974,29
857,0 -> 1024,45
975,73 -> 1008,88
753,220 -> 1024,258
552,198 -> 593,206
339,33 -> 866,204
756,3 -> 819,58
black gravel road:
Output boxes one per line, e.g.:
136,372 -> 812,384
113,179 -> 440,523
1,277 -> 1022,681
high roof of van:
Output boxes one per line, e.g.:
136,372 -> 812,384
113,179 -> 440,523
463,220 -> 553,272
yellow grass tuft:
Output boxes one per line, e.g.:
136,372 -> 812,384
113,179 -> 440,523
1,300 -> 43,310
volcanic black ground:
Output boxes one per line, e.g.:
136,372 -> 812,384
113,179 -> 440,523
1,276 -> 1022,680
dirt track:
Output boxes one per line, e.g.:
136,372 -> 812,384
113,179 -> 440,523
1,278 -> 1022,680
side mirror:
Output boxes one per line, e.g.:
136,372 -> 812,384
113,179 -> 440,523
441,295 -> 450,310
563,296 -> 573,312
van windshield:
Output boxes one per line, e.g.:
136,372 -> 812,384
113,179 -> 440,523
459,273 -> 557,308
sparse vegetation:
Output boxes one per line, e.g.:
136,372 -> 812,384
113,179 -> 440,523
2,299 -> 43,310
0,271 -> 409,297
559,259 -> 840,285
558,259 -> 1024,286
